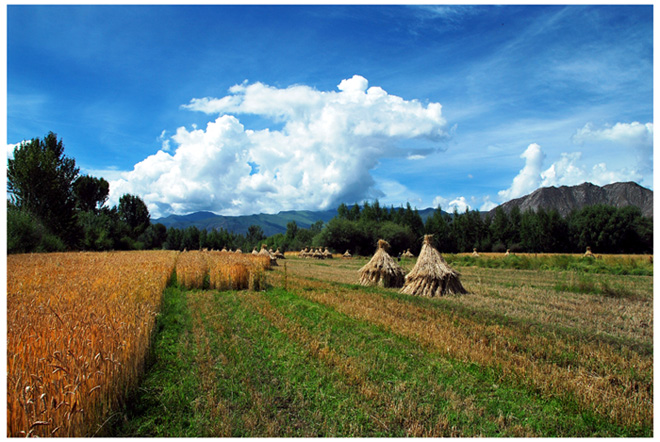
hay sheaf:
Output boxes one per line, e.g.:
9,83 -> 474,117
400,235 -> 467,297
259,244 -> 278,266
358,239 -> 405,288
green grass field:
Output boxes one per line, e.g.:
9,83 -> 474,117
114,256 -> 652,437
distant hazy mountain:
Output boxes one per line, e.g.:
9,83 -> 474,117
489,181 -> 653,218
153,208 -> 340,236
154,206 -> 440,236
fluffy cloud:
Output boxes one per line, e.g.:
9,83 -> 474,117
497,141 -> 644,202
479,196 -> 498,211
572,121 -> 653,147
7,142 -> 23,160
111,76 -> 448,217
572,121 -> 653,175
497,143 -> 545,201
432,195 -> 471,213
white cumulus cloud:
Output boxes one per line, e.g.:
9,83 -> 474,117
572,121 -> 653,147
497,143 -> 545,201
432,195 -> 471,213
111,76 -> 448,217
479,196 -> 497,211
7,142 -> 24,160
497,141 -> 644,203
572,121 -> 653,176
448,196 -> 470,213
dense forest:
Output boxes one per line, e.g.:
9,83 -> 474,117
7,133 -> 653,255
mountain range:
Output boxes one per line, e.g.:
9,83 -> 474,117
153,181 -> 653,235
489,181 -> 653,218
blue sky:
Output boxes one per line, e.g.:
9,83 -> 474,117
7,5 -> 654,218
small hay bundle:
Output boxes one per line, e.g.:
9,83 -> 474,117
358,239 -> 405,288
313,248 -> 324,259
343,249 -> 352,259
584,246 -> 594,257
400,235 -> 467,297
402,249 -> 414,258
259,244 -> 278,266
251,248 -> 258,255
323,247 -> 333,259
274,248 -> 285,259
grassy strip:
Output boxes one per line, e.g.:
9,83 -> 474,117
259,287 -> 635,437
115,285 -> 202,436
445,254 -> 653,276
553,273 -> 643,300
190,290 -> 383,436
116,286 -> 398,436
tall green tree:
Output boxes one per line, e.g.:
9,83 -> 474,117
76,207 -> 123,251
164,227 -> 183,250
73,175 -> 109,213
181,226 -> 201,250
347,203 -> 361,221
118,194 -> 151,238
246,224 -> 266,249
424,207 -> 455,252
285,221 -> 299,240
508,206 -> 522,249
7,132 -> 79,245
319,218 -> 370,255
490,207 -> 511,250
7,203 -> 66,253
139,223 -> 168,250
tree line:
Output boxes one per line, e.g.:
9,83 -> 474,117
320,201 -> 652,256
7,132 -> 653,255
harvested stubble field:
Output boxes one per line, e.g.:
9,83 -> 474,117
6,251 -> 653,437
114,253 -> 651,437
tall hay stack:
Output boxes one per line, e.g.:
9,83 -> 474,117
358,239 -> 405,288
400,235 -> 467,297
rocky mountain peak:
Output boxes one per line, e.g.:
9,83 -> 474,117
490,181 -> 652,218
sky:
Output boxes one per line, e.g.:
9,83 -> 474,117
6,4 -> 654,218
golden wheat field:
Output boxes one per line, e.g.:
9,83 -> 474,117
6,250 -> 270,437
